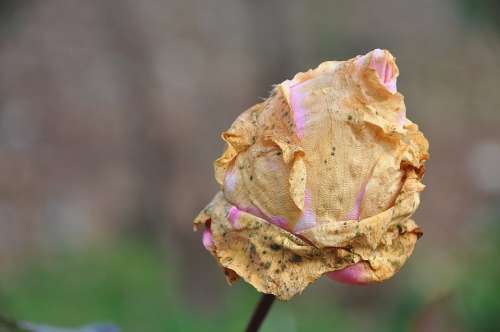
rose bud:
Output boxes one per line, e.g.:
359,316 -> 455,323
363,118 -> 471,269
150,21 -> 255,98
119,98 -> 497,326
194,49 -> 429,300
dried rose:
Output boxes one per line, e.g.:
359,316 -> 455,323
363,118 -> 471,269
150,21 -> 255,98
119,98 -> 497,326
194,49 -> 429,300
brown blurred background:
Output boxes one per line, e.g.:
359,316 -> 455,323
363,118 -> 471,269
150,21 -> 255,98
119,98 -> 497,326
0,1 -> 499,331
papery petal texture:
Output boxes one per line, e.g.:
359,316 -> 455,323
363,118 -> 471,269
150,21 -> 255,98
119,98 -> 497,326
194,49 -> 429,300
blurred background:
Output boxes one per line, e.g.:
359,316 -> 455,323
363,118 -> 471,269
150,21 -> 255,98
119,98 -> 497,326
0,0 -> 499,331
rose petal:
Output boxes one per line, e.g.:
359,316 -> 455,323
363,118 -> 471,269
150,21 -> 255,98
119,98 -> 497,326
202,225 -> 214,250
228,206 -> 242,228
369,49 -> 397,93
289,82 -> 308,139
293,190 -> 316,233
326,262 -> 372,285
344,183 -> 367,220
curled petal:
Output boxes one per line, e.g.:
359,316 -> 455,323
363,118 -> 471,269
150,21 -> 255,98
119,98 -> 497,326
369,49 -> 398,93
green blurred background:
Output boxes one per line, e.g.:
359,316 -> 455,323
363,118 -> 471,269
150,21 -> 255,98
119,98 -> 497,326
0,0 -> 499,331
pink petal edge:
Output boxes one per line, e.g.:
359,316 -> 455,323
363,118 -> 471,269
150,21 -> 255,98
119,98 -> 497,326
327,262 -> 371,285
289,81 -> 307,139
202,224 -> 214,250
369,49 -> 397,93
293,190 -> 317,233
228,206 -> 242,228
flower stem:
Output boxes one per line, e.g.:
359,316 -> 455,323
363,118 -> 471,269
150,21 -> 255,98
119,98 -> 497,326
245,293 -> 276,332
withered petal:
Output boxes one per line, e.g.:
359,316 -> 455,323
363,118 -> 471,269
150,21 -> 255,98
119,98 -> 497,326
194,49 -> 429,300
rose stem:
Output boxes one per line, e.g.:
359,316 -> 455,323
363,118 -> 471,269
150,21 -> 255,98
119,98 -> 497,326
245,293 -> 276,332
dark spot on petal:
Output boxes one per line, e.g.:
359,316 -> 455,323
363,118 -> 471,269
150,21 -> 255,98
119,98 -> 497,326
396,224 -> 403,234
290,254 -> 302,263
270,243 -> 282,251
249,244 -> 256,255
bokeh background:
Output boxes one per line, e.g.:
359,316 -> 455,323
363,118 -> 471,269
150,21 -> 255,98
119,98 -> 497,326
0,0 -> 499,331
